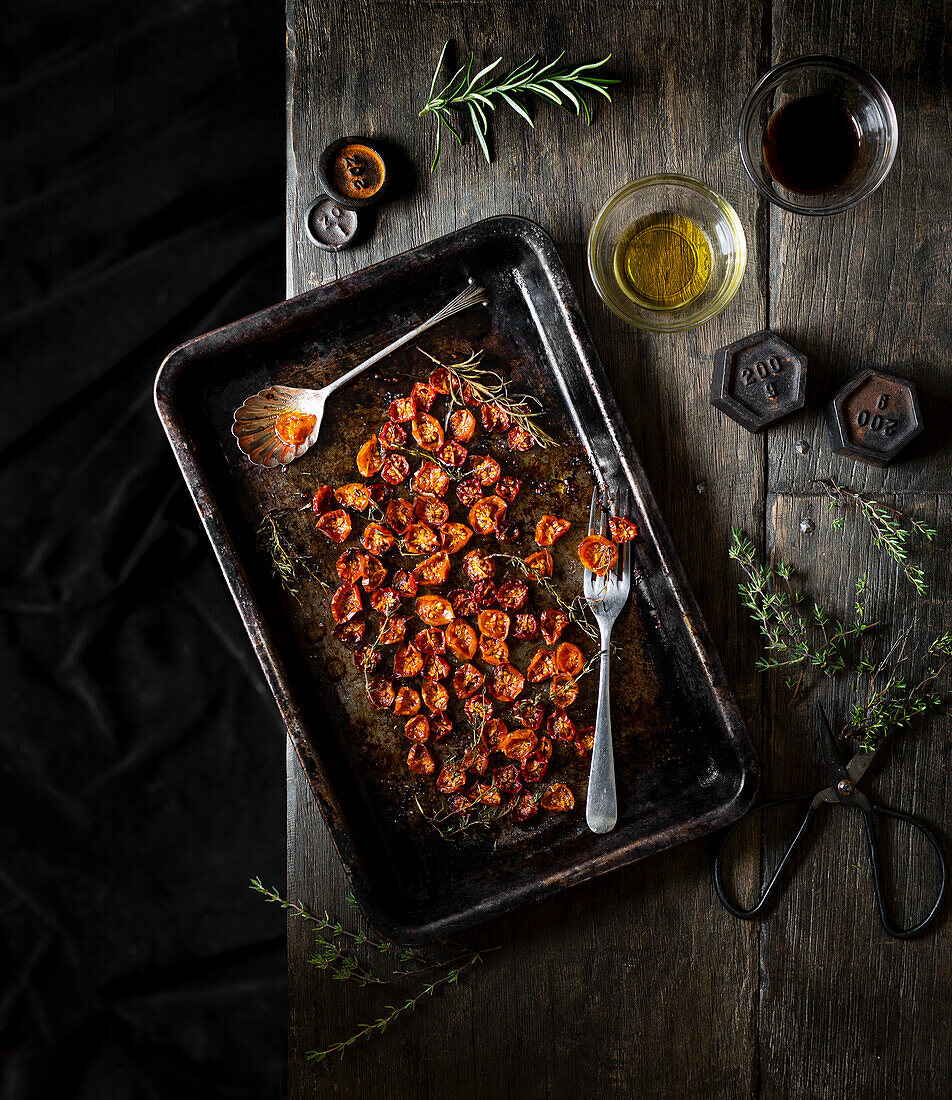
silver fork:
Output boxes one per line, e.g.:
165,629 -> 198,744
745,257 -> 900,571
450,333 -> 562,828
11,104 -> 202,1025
583,482 -> 632,834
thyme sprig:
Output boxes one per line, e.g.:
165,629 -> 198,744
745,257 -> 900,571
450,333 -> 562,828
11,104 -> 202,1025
420,42 -> 617,169
251,878 -> 490,1063
815,478 -> 937,595
845,630 -> 952,752
729,529 -> 874,703
256,512 -> 328,602
419,348 -> 558,449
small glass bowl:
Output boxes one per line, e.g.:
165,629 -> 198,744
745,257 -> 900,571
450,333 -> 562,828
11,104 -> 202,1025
587,175 -> 747,333
738,55 -> 898,215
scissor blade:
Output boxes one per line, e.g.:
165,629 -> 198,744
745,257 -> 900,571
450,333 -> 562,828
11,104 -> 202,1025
816,704 -> 850,782
847,749 -> 877,786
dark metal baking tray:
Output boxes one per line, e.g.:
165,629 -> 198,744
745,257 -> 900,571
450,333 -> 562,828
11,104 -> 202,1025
154,216 -> 758,943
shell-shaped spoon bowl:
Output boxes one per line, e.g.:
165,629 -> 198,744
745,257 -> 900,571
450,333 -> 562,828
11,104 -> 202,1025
230,283 -> 487,469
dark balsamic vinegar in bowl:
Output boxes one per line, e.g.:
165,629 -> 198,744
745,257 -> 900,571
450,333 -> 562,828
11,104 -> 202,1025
762,94 -> 861,194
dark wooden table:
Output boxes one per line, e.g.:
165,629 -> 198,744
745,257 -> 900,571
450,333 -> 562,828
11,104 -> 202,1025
284,2 -> 952,1095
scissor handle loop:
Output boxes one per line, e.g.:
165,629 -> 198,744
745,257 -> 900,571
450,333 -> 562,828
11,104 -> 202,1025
859,801 -> 948,940
714,794 -> 818,919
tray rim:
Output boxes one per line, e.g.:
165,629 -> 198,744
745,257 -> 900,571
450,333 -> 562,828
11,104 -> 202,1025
154,214 -> 760,943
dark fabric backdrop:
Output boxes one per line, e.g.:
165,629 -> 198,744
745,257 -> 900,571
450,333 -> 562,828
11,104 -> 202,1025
1,2 -> 288,1095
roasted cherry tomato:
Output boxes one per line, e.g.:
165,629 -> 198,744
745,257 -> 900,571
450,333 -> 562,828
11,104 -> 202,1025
393,644 -> 424,678
511,612 -> 539,640
540,608 -> 568,645
410,382 -> 437,410
507,426 -> 536,452
527,649 -> 556,682
550,674 -> 579,708
411,412 -> 444,452
378,615 -> 408,645
431,715 -> 453,740
455,476 -> 483,507
495,580 -> 529,611
472,782 -> 501,806
509,791 -> 540,822
367,483 -> 393,506
495,476 -> 522,503
535,515 -> 571,546
335,482 -> 372,511
330,583 -> 362,623
477,609 -> 510,639
388,396 -> 416,422
414,595 -> 454,626
469,495 -> 507,535
413,495 -> 449,527
413,627 -> 445,655
437,441 -> 468,468
464,693 -> 493,728
493,764 -> 522,796
411,462 -> 450,498
480,403 -> 511,433
421,680 -> 449,713
377,421 -> 407,450
547,709 -> 576,741
467,454 -> 501,486
333,619 -> 365,648
404,523 -> 439,555
362,523 -> 394,557
406,743 -> 435,775
453,662 -> 485,699
536,735 -> 553,761
478,636 -> 509,666
578,534 -> 618,576
449,408 -> 477,442
422,654 -> 451,681
555,642 -> 584,676
512,698 -> 545,730
573,726 -> 595,756
380,454 -> 411,485
428,367 -> 451,395
440,522 -> 473,554
366,677 -> 395,710
404,715 -> 430,742
445,619 -> 478,660
609,515 -> 639,543
311,485 -> 335,515
336,548 -> 368,583
483,718 -> 506,751
315,509 -> 352,543
448,588 -> 479,618
385,499 -> 414,536
524,550 -> 553,578
391,569 -> 418,597
461,743 -> 490,777
490,662 -> 525,702
275,411 -> 316,446
472,579 -> 497,607
360,555 -> 387,592
370,588 -> 401,617
493,522 -> 521,544
412,551 -> 451,586
521,752 -> 549,784
462,549 -> 495,583
436,764 -> 467,794
354,646 -> 381,672
541,782 -> 574,812
356,435 -> 383,477
497,727 -> 537,760
393,687 -> 421,715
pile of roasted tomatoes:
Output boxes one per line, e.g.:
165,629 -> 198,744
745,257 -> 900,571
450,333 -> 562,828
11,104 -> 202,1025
313,362 -> 637,828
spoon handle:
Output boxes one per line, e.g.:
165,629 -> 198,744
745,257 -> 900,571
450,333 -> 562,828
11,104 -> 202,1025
321,283 -> 488,398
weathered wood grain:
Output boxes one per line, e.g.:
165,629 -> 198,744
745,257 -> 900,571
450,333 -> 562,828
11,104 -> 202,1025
285,0 -> 950,1096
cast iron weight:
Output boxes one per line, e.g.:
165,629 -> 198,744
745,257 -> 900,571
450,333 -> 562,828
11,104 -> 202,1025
827,368 -> 924,467
710,330 -> 808,432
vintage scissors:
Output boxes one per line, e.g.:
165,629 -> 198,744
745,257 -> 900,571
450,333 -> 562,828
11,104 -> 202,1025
714,704 -> 948,939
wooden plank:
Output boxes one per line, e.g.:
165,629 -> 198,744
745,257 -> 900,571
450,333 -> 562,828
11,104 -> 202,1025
286,1 -> 767,1096
757,2 -> 952,1096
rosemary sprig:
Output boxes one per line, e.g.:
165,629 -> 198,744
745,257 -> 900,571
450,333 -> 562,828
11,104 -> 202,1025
256,512 -> 328,602
729,529 -> 874,703
420,42 -> 617,169
418,348 -> 558,449
815,478 -> 937,595
251,878 -> 490,1062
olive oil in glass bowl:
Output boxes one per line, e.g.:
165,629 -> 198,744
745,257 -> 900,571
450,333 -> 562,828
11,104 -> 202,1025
588,175 -> 746,332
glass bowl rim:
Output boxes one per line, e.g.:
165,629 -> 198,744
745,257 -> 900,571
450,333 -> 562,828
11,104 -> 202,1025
737,53 -> 899,216
586,174 -> 748,333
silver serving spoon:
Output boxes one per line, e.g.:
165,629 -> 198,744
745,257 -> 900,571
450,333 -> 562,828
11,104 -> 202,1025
232,282 -> 488,467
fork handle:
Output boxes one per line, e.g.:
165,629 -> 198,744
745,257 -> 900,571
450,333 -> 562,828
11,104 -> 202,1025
586,623 -> 617,834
